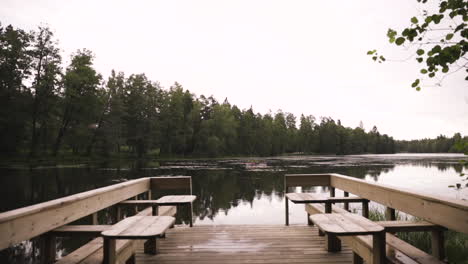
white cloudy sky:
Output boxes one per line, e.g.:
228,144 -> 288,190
2,0 -> 467,140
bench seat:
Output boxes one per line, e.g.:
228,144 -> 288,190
305,203 -> 444,264
55,205 -> 176,264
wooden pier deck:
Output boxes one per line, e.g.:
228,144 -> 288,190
135,225 -> 353,264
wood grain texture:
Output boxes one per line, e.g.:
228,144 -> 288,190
102,216 -> 175,239
310,213 -> 384,236
0,178 -> 150,250
135,225 -> 353,264
156,195 -> 196,205
329,173 -> 468,234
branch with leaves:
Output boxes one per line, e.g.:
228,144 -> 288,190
368,0 -> 467,90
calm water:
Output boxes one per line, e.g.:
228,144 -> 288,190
0,153 -> 467,263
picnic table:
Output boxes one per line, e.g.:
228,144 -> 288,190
310,213 -> 386,264
101,215 -> 175,264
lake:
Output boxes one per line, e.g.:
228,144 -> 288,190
0,153 -> 466,263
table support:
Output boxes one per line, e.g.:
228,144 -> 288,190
344,192 -> 350,211
325,233 -> 341,252
352,252 -> 363,264
372,231 -> 386,264
285,197 -> 289,226
144,238 -> 158,255
362,200 -> 369,218
189,203 -> 193,227
307,213 -> 313,225
103,238 -> 116,264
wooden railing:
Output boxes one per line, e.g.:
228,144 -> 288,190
285,173 -> 468,234
0,176 -> 194,252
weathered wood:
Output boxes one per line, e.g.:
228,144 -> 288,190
344,191 -> 350,211
285,196 -> 289,226
151,176 -> 192,191
431,229 -> 445,260
305,203 -> 445,264
155,195 -> 196,205
385,207 -> 396,221
56,207 -> 153,264
134,225 -> 353,264
329,173 -> 468,234
92,212 -> 98,225
372,231 -> 386,264
102,216 -> 175,239
40,233 -> 56,264
284,174 -> 331,188
52,225 -> 110,237
0,178 -> 151,250
103,237 -> 116,264
377,220 -> 445,233
310,213 -> 384,236
362,200 -> 369,218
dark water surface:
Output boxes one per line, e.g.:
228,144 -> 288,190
0,153 -> 466,263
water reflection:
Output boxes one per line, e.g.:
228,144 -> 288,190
0,154 -> 466,263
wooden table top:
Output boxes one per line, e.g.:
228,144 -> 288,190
309,213 -> 384,236
101,216 -> 175,239
156,195 -> 197,205
286,193 -> 367,203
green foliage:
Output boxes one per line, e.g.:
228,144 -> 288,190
368,0 -> 468,90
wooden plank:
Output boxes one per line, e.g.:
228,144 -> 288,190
376,221 -> 445,233
329,173 -> 468,234
310,213 -> 383,236
52,225 -> 110,236
102,216 -> 175,239
386,233 -> 443,264
151,176 -> 191,191
284,174 -> 330,188
0,178 -> 151,250
156,195 -> 196,205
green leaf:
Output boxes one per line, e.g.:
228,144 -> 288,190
395,37 -> 405,45
425,16 -> 432,23
448,185 -> 455,188
416,49 -> 425,55
411,17 -> 418,24
367,50 -> 375,55
429,72 -> 435,78
416,57 -> 423,63
379,55 -> 386,62
442,67 -> 449,73
420,69 -> 428,74
411,79 -> 420,87
372,56 -> 377,61
446,33 -> 454,40
416,86 -> 421,91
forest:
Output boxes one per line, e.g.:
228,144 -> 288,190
1,23 -> 466,159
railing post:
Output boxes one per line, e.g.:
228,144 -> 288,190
344,191 -> 349,211
285,196 -> 289,226
362,200 -> 369,218
431,229 -> 445,260
385,207 -> 396,221
92,212 -> 98,225
330,187 -> 335,197
40,233 -> 56,264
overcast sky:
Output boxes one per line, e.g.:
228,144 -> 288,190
2,0 -> 467,140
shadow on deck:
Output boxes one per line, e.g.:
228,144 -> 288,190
135,225 -> 353,263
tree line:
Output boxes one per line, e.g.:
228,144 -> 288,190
397,133 -> 468,154
0,23 -> 465,158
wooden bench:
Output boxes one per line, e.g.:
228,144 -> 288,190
55,205 -> 176,264
305,203 -> 445,264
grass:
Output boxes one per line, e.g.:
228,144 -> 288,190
368,208 -> 468,264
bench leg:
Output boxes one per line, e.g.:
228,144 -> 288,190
144,238 -> 157,255
285,197 -> 289,226
431,230 -> 445,260
189,203 -> 193,227
40,233 -> 56,264
307,213 -> 313,226
344,192 -> 349,211
152,205 -> 159,216
325,234 -> 341,252
352,252 -> 363,264
103,238 -> 116,264
372,232 -> 386,264
362,201 -> 369,219
125,254 -> 136,264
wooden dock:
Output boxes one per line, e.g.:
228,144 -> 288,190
135,225 -> 353,264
